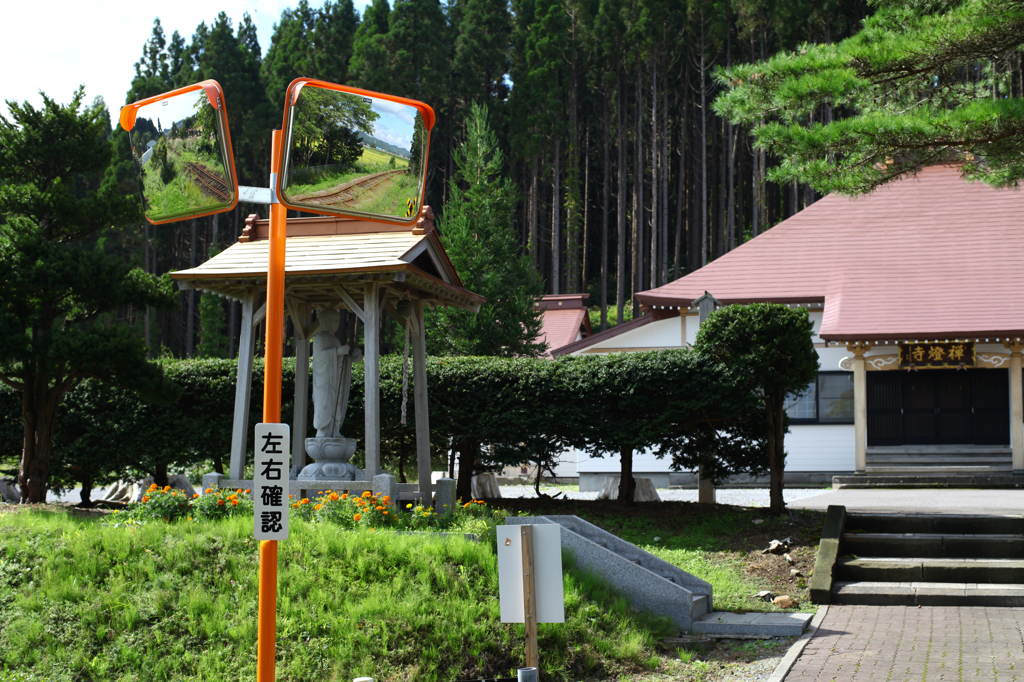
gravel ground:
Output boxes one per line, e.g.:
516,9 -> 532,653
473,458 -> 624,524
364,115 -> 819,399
498,485 -> 833,507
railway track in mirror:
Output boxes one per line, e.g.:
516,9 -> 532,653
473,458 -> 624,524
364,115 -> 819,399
185,162 -> 229,202
294,169 -> 405,207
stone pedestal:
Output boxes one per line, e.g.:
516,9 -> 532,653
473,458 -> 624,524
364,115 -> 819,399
435,477 -> 456,514
471,473 -> 502,499
596,476 -> 662,502
298,436 -> 362,481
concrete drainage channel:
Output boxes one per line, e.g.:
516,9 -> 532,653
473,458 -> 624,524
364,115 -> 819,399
506,516 -> 814,637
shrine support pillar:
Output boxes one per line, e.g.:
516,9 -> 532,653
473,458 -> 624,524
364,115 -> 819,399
229,288 -> 257,480
1006,342 -> 1024,473
848,343 -> 871,474
363,281 -> 381,479
411,300 -> 432,500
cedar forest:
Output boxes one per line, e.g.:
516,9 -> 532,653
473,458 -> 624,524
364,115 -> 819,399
105,0 -> 875,359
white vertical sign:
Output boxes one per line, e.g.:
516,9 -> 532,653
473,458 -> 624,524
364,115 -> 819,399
254,423 -> 290,540
497,524 -> 565,623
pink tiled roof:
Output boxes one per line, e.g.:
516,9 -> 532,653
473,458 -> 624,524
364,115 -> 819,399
538,308 -> 589,357
636,165 -> 1024,342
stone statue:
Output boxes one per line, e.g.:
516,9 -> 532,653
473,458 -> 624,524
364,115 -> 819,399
298,309 -> 364,481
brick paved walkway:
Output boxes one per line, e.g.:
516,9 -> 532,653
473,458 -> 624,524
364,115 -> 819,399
784,605 -> 1024,681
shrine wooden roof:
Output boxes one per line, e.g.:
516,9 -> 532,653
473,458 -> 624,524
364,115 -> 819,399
172,210 -> 483,312
535,294 -> 592,357
635,164 -> 1024,343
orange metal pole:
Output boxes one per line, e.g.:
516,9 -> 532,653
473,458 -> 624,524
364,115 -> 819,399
257,129 -> 287,682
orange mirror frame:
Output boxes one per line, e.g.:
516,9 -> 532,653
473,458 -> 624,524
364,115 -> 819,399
276,78 -> 435,225
120,80 -> 239,225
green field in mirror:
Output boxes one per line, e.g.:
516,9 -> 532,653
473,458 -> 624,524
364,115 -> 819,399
129,90 -> 234,222
283,87 -> 427,221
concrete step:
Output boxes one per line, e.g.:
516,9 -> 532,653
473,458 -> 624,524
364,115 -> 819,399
691,595 -> 709,619
842,533 -> 1024,559
837,557 -> 1024,583
832,581 -> 1024,606
834,474 -> 1024,489
845,513 -> 1024,535
865,465 -> 1013,474
691,611 -> 813,637
866,447 -> 1011,455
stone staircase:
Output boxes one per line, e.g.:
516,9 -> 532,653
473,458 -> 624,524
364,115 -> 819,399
864,446 -> 1012,474
832,512 -> 1024,606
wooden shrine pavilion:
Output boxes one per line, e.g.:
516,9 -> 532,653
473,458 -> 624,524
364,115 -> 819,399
172,207 -> 483,497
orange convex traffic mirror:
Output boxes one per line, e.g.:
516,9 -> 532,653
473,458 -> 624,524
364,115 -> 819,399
120,80 -> 239,224
277,79 -> 434,224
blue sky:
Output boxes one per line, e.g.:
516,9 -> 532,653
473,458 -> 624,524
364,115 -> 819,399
1,0 -> 372,129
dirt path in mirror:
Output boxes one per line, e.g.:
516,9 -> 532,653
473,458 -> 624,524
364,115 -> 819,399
294,169 -> 405,207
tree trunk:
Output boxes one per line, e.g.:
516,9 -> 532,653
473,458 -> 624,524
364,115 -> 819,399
155,462 -> 169,488
18,382 -> 60,504
650,52 -> 659,290
552,137 -> 561,295
616,71 -> 627,325
455,439 -> 478,502
633,64 -> 643,319
529,155 -> 539,266
186,218 -> 197,357
601,100 -> 610,330
766,396 -> 786,514
617,445 -> 636,502
144,221 -> 151,358
78,478 -> 93,508
700,32 -> 708,268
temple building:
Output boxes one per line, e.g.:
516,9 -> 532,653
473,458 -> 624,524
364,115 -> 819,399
561,164 -> 1024,486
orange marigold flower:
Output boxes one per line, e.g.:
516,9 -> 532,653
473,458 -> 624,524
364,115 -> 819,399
328,492 -> 340,501
341,493 -> 349,500
375,506 -> 384,511
149,483 -> 159,491
217,499 -> 225,506
193,494 -> 199,499
383,495 -> 391,502
163,485 -> 171,492
205,488 -> 213,494
142,496 -> 150,503
230,500 -> 238,506
353,513 -> 362,521
362,490 -> 372,498
383,511 -> 388,515
300,498 -> 310,504
245,489 -> 251,494
236,488 -> 243,494
289,494 -> 294,499
463,502 -> 471,508
314,504 -> 323,511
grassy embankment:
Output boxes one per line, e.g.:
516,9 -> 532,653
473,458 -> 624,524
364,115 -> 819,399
0,510 -> 676,682
141,138 -> 227,218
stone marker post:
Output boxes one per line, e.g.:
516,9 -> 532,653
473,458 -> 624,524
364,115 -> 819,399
435,477 -> 456,514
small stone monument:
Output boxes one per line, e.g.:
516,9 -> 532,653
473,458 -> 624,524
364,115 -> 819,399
297,309 -> 365,482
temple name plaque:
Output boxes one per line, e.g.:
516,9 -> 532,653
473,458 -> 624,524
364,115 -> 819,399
898,342 -> 975,369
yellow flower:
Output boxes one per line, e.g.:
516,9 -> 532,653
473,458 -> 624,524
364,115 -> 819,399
353,513 -> 362,522
362,490 -> 372,499
406,504 -> 413,509
423,512 -> 430,517
314,504 -> 323,511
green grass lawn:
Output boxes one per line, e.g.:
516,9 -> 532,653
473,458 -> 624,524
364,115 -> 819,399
0,510 -> 677,682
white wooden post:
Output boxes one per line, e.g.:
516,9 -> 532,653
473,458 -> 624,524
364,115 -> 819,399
411,300 -> 432,499
292,302 -> 311,470
849,343 -> 870,474
230,289 -> 257,480
363,281 -> 381,479
1007,343 -> 1024,473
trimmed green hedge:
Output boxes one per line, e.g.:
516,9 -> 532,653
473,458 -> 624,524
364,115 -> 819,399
2,350 -> 768,500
